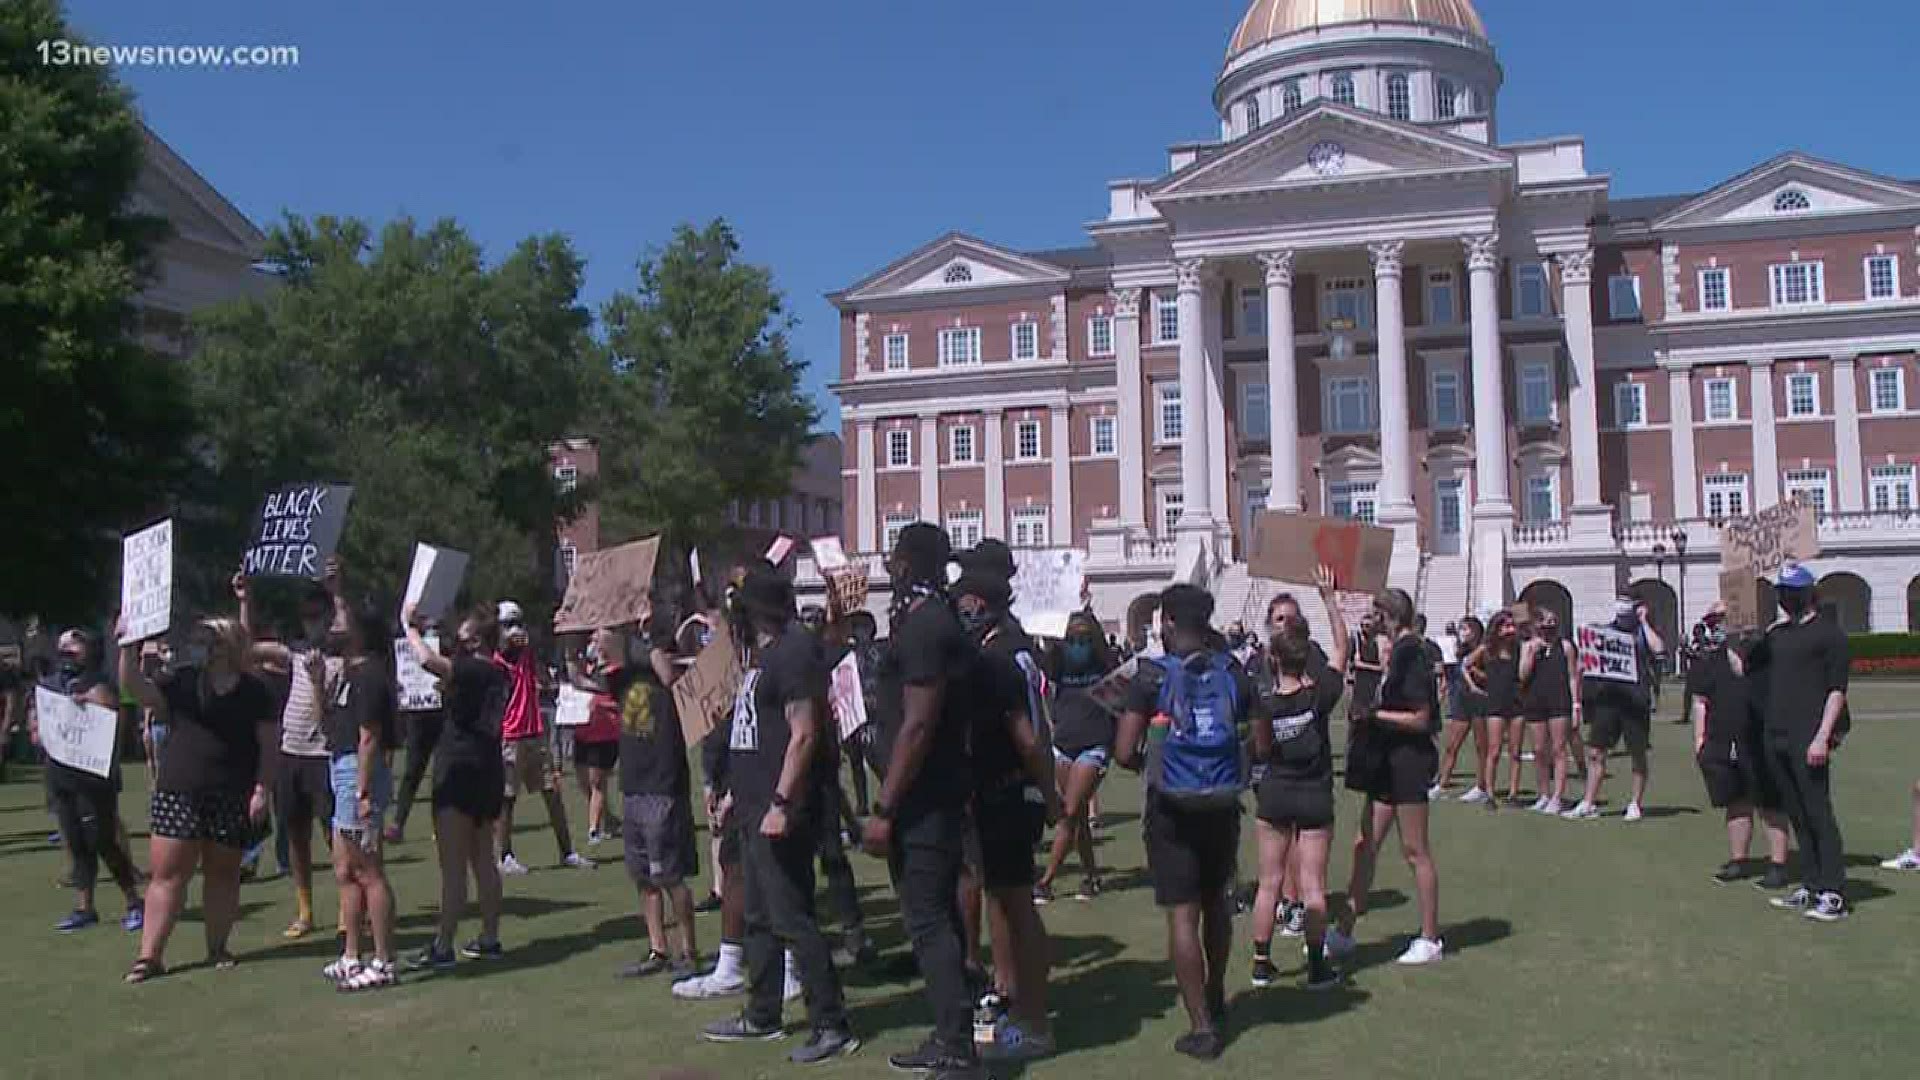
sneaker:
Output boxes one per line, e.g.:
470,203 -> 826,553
1769,886 -> 1814,911
672,970 -> 747,1000
1712,860 -> 1746,885
561,852 -> 594,870
382,823 -> 403,844
1173,1029 -> 1226,1061
586,829 -> 605,848
1426,783 -> 1444,802
1281,901 -> 1306,938
1804,891 -> 1850,923
1458,786 -> 1490,804
694,892 -> 723,914
1395,936 -> 1445,965
1521,751 -> 1537,763
1075,876 -> 1103,901
337,957 -> 397,992
619,950 -> 670,978
982,1022 -> 1054,1062
323,954 -> 363,981
1031,881 -> 1055,906
55,909 -> 99,933
405,943 -> 458,971
459,937 -> 504,961
1754,864 -> 1792,891
1623,803 -> 1644,823
1880,847 -> 1920,871
1562,802 -> 1600,821
1538,798 -> 1563,816
1304,956 -> 1341,990
1250,955 -> 1278,987
121,902 -> 144,932
791,1026 -> 861,1065
888,1038 -> 974,1073
1528,796 -> 1549,813
499,853 -> 531,876
701,1014 -> 788,1043
1324,925 -> 1358,961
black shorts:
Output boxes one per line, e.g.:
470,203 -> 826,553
1523,698 -> 1572,723
1586,700 -> 1651,753
276,753 -> 334,831
151,789 -> 253,849
1363,734 -> 1435,806
1256,774 -> 1335,829
1142,791 -> 1240,908
1343,725 -> 1381,793
573,739 -> 619,770
624,793 -> 698,886
973,785 -> 1047,890
433,758 -> 506,823
1697,738 -> 1780,810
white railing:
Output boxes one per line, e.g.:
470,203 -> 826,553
1126,536 -> 1179,563
1817,509 -> 1920,535
1510,520 -> 1570,550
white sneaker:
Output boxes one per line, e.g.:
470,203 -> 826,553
1623,803 -> 1644,823
672,970 -> 747,1000
499,853 -> 531,876
1323,926 -> 1358,961
323,954 -> 362,981
1528,796 -> 1549,813
1395,937 -> 1445,965
561,852 -> 594,870
1879,848 -> 1920,871
1562,802 -> 1599,821
1458,787 -> 1490,805
1426,783 -> 1444,802
1539,799 -> 1563,816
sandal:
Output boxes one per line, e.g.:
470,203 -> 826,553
337,959 -> 396,992
125,957 -> 165,984
323,955 -> 363,982
283,918 -> 314,940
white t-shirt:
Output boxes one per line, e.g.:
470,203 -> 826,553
1439,633 -> 1460,666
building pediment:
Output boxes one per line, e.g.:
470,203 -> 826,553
1149,103 -> 1512,204
1652,152 -> 1920,229
831,233 -> 1071,306
134,123 -> 265,257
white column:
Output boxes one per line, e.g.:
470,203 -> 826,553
1465,233 -> 1512,523
1668,367 -> 1699,518
919,415 -> 939,523
1834,355 -> 1864,512
1261,251 -> 1301,511
1049,405 -> 1072,544
1558,250 -> 1609,533
1750,360 -> 1780,508
1204,274 -> 1230,530
855,419 -> 876,551
1112,288 -> 1147,530
1175,259 -> 1214,527
1371,241 -> 1415,523
984,409 -> 1006,539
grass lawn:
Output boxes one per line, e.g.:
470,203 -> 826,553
2,682 -> 1917,1080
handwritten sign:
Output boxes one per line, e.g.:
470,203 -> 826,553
765,536 -> 795,567
1719,569 -> 1761,630
1087,657 -> 1142,716
824,565 -> 869,621
394,634 -> 442,711
1249,511 -> 1393,596
120,518 -> 173,644
553,536 -> 660,634
554,684 -> 594,727
403,542 -> 470,623
1721,496 -> 1819,576
1576,624 -> 1639,684
670,618 -> 741,746
33,687 -> 117,779
810,537 -> 849,571
1011,548 -> 1086,641
242,483 -> 353,579
829,651 -> 869,743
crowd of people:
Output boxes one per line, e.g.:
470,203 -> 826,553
5,528 -> 1920,1076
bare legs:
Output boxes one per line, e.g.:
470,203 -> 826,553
135,835 -> 198,966
1484,717 -> 1515,801
986,885 -> 1051,1036
1167,888 -> 1232,1036
1038,759 -> 1104,892
1726,803 -> 1791,865
336,831 -> 396,963
433,808 -> 501,950
576,763 -> 612,838
1338,800 -> 1439,944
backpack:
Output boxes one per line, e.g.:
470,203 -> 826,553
1145,651 -> 1247,810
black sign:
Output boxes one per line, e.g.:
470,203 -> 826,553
242,483 -> 354,579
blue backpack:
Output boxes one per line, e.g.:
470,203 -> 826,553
1146,651 -> 1247,809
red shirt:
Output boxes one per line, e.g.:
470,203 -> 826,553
579,664 -> 623,745
496,649 -> 542,741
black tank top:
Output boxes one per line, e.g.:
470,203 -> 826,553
1523,639 -> 1572,713
1483,651 -> 1520,716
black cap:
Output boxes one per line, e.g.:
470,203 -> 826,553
951,572 -> 1012,611
959,539 -> 1016,583
737,567 -> 795,622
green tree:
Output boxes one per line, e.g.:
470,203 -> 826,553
597,220 -> 819,579
183,215 -> 597,625
0,0 -> 189,622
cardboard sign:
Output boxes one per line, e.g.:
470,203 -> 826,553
765,536 -> 795,567
1721,496 -> 1820,575
554,684 -> 594,727
1087,656 -> 1142,716
670,617 -> 741,746
810,537 -> 849,571
1576,624 -> 1639,684
828,651 -> 869,743
823,565 -> 869,621
1011,548 -> 1086,641
1248,511 -> 1393,596
33,687 -> 117,778
242,482 -> 353,579
394,634 -> 442,711
403,542 -> 470,623
1719,569 -> 1762,630
553,536 -> 660,634
120,518 -> 173,644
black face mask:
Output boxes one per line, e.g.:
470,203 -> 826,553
956,605 -> 994,640
1779,589 -> 1812,618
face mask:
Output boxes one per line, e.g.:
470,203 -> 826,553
183,643 -> 211,668
1062,639 -> 1096,672
58,657 -> 85,679
956,605 -> 994,640
1707,626 -> 1727,646
1779,589 -> 1811,618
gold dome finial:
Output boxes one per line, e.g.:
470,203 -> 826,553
1228,0 -> 1488,59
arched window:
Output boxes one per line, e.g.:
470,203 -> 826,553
1282,80 -> 1302,114
1435,77 -> 1456,119
943,263 -> 973,284
1773,189 -> 1811,212
1244,94 -> 1260,131
1330,72 -> 1355,106
1386,73 -> 1411,120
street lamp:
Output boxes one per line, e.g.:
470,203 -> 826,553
1670,526 -> 1689,641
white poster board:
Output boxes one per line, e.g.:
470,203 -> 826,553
554,684 -> 594,727
394,634 -> 442,712
403,542 -> 470,623
1577,624 -> 1640,684
34,687 -> 117,778
1011,548 -> 1085,641
810,536 -> 849,571
829,651 -> 869,743
120,518 -> 173,644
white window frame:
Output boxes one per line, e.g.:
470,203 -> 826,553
1091,415 -> 1117,457
553,463 -> 578,493
1011,506 -> 1050,548
882,513 -> 914,553
1786,372 -> 1820,418
944,509 -> 984,551
1159,488 -> 1185,537
1518,359 -> 1557,424
1523,469 -> 1560,524
1870,367 -> 1906,414
1608,273 -> 1642,320
1385,72 -> 1411,120
1327,479 -> 1378,524
1013,419 -> 1043,462
1435,77 -> 1456,119
1425,269 -> 1457,325
1698,267 -> 1731,313
1514,262 -> 1550,319
1322,277 -> 1371,330
1429,367 -> 1464,430
1703,473 -> 1749,521
1324,375 -> 1377,435
1243,94 -> 1260,131
884,332 -> 910,371
1704,377 -> 1738,423
885,428 -> 912,468
1154,292 -> 1180,344
1155,383 -> 1183,445
557,540 -> 578,583
1783,468 -> 1832,515
1281,80 -> 1302,114
1087,315 -> 1114,358
1330,71 -> 1355,106
1240,382 -> 1270,440
1869,464 -> 1916,512
1613,381 -> 1647,429
1011,320 -> 1039,361
937,326 -> 982,367
1238,287 -> 1264,338
1769,261 -> 1825,307
1865,254 -> 1899,301
947,424 -> 975,465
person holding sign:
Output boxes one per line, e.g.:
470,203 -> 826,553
319,607 -> 402,990
119,617 -> 278,984
566,632 -> 624,848
1685,613 -> 1792,889
35,629 -> 144,935
1566,600 -> 1663,822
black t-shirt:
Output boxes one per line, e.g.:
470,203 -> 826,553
438,655 -> 507,768
728,627 -> 828,819
324,659 -> 399,756
1348,634 -> 1384,722
611,662 -> 689,798
964,644 -> 1032,795
1377,635 -> 1441,736
1685,647 -> 1754,743
872,599 -> 974,816
1751,615 -> 1849,741
982,620 -> 1050,749
1521,639 -> 1572,713
1264,674 -> 1344,783
155,667 -> 274,795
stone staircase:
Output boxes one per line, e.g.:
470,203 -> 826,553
1419,551 -> 1475,625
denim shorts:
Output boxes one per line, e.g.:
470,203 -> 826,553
330,753 -> 393,834
1052,745 -> 1111,773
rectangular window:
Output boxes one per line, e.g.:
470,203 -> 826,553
1613,381 -> 1647,428
1430,368 -> 1463,429
1159,489 -> 1184,537
1699,267 -> 1730,312
1328,480 -> 1378,524
883,513 -> 914,553
1435,77 -> 1456,119
1240,382 -> 1270,440
1870,464 -> 1916,512
1091,415 -> 1117,456
937,327 -> 982,367
1154,292 -> 1180,344
1786,372 -> 1819,417
553,463 -> 578,493
1515,263 -> 1550,319
1704,377 -> 1737,422
1386,73 -> 1411,120
1088,315 -> 1114,358
1011,321 -> 1039,361
1426,270 -> 1457,325
1011,506 -> 1050,547
1608,274 -> 1642,320
1013,419 -> 1042,461
1156,383 -> 1183,444
1783,469 -> 1831,515
1703,474 -> 1749,521
885,428 -> 912,468
1282,80 -> 1302,114
1323,278 -> 1369,330
944,510 -> 984,551
1871,367 -> 1906,413
1524,472 -> 1559,523
948,425 -> 975,464
1330,71 -> 1355,106
1326,376 -> 1376,435
884,333 -> 909,371
1769,261 -> 1825,307
1239,287 -> 1264,337
556,541 -> 578,584
1866,255 -> 1898,301
1518,360 -> 1555,423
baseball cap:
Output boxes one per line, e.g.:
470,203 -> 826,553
1776,563 -> 1815,590
497,600 -> 525,624
958,539 -> 1016,583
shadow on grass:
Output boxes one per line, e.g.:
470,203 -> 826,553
1637,806 -> 1702,819
1841,877 -> 1895,907
844,952 -> 1163,1053
1344,915 -> 1512,975
1226,980 -> 1371,1036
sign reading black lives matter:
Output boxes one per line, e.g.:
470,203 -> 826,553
242,483 -> 354,579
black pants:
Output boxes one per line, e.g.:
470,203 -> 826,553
742,825 -> 847,1032
886,805 -> 975,1057
816,785 -> 864,936
50,779 -> 139,894
393,710 -> 443,829
1767,734 -> 1845,896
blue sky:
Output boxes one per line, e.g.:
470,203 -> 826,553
67,0 -> 1920,426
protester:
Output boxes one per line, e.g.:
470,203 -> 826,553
1035,611 -> 1117,903
1881,778 -> 1920,871
1686,609 -> 1791,888
36,628 -> 144,934
676,586 -> 725,913
569,631 -> 623,847
1261,590 -> 1330,935
1114,583 -> 1260,1061
1566,599 -> 1663,822
1434,616 -> 1488,800
492,600 -> 588,874
839,611 -> 884,819
320,606 -> 401,990
1330,588 -> 1443,967
119,616 -> 277,983
1461,611 -> 1518,807
386,625 -> 443,844
1518,607 -> 1576,815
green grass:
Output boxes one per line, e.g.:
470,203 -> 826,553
3,685 -> 1918,1080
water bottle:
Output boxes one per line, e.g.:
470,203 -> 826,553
973,990 -> 1005,1048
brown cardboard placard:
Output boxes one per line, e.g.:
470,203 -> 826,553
670,617 -> 741,746
552,536 -> 660,634
823,564 -> 869,621
1248,510 -> 1394,595
1720,496 -> 1819,576
1088,656 -> 1142,716
1719,568 -> 1762,630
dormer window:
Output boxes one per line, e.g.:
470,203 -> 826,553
1772,189 -> 1811,213
943,263 -> 973,284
